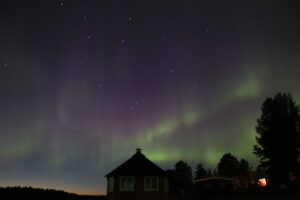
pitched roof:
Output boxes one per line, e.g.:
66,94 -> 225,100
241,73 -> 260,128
105,150 -> 165,177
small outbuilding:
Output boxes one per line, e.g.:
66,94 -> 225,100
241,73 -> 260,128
194,177 -> 235,197
105,149 -> 171,200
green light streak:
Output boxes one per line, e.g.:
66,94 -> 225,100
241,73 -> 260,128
222,73 -> 261,106
155,119 -> 177,136
147,151 -> 182,163
183,111 -> 200,125
136,111 -> 201,144
100,72 -> 263,169
146,147 -> 224,168
233,74 -> 260,99
0,134 -> 37,161
0,141 -> 31,159
107,110 -> 202,164
204,151 -> 222,167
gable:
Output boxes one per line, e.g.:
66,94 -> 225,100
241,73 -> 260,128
106,150 -> 165,177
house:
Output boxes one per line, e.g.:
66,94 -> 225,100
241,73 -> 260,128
105,149 -> 171,200
194,177 -> 235,197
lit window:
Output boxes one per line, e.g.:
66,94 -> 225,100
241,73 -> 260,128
108,177 -> 114,192
144,176 -> 158,191
120,176 -> 134,191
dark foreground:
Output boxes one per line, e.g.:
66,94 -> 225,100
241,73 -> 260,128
0,187 -> 105,200
195,186 -> 300,200
1,186 -> 300,200
198,196 -> 299,200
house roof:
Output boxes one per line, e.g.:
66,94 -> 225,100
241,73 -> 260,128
105,149 -> 166,177
194,177 -> 234,183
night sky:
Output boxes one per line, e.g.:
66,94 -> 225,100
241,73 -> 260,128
1,0 -> 300,195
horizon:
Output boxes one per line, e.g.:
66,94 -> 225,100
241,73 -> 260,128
0,185 -> 105,196
0,148 -> 253,195
1,0 -> 300,195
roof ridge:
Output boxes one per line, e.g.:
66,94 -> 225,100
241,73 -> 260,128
105,151 -> 165,177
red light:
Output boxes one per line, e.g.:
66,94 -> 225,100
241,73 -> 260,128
258,178 -> 267,187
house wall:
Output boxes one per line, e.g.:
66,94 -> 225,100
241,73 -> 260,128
194,179 -> 234,197
107,176 -> 171,200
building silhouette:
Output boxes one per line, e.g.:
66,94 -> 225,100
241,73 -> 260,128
105,149 -> 171,200
194,177 -> 235,197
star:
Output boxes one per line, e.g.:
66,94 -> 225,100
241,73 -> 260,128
1,0 -> 299,195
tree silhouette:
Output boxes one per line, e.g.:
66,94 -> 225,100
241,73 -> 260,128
213,169 -> 218,177
255,164 -> 267,180
207,168 -> 213,177
217,153 -> 240,178
194,163 -> 207,179
254,93 -> 300,185
238,158 -> 252,188
174,161 -> 193,199
165,169 -> 177,193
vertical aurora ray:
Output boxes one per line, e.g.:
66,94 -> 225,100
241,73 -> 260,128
0,0 -> 300,195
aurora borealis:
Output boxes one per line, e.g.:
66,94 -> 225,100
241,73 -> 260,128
1,0 -> 300,195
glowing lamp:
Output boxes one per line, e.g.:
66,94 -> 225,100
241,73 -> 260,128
258,178 -> 267,187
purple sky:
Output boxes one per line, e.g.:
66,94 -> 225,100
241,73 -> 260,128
0,0 -> 300,195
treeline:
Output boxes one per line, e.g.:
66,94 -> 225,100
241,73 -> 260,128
0,186 -> 105,200
165,92 -> 300,199
165,153 -> 257,199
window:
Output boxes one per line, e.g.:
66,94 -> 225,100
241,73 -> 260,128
217,182 -> 226,189
144,176 -> 158,191
163,177 -> 169,192
108,177 -> 114,192
120,176 -> 134,191
204,183 -> 213,190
